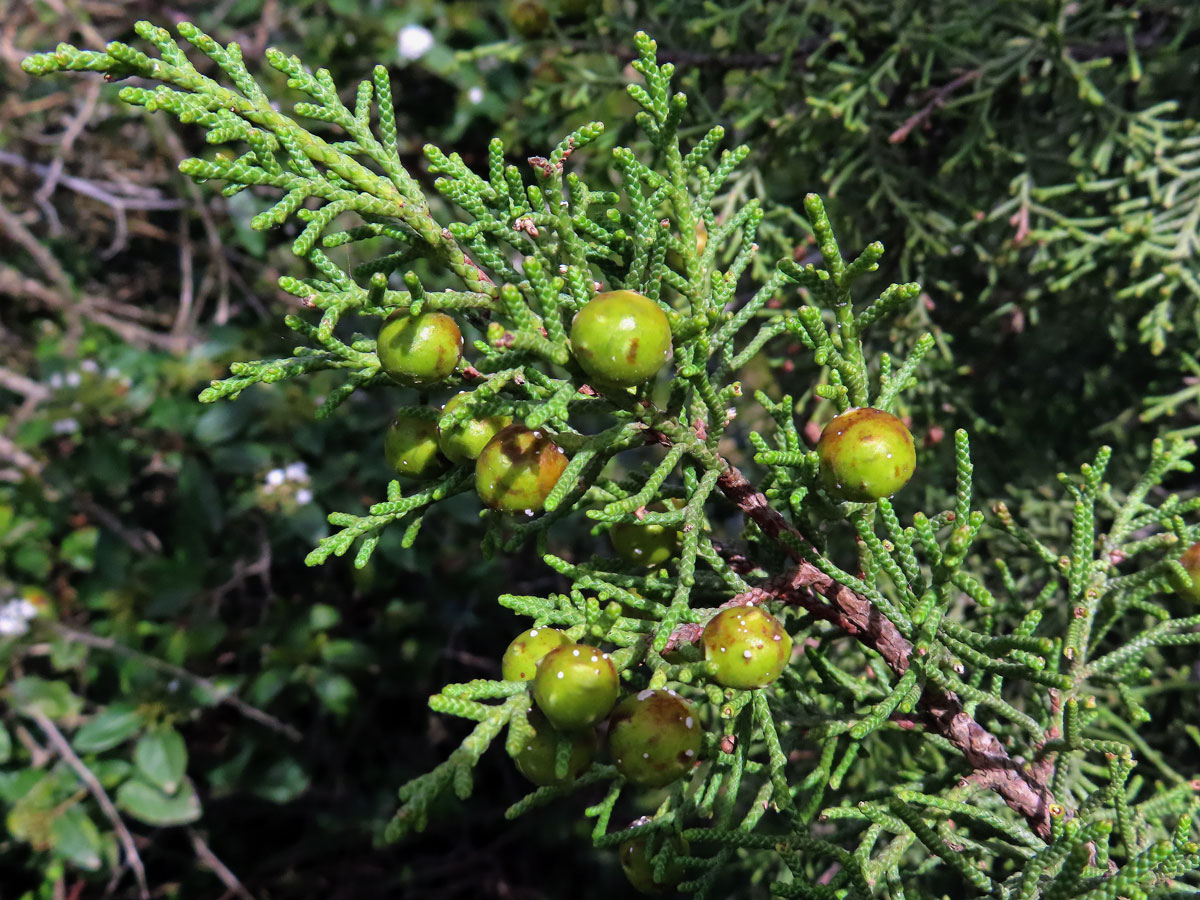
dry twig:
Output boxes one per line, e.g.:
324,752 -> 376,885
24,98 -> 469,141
28,708 -> 150,900
188,828 -> 255,900
51,624 -> 302,742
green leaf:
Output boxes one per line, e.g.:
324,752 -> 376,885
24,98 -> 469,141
133,727 -> 188,795
0,722 -> 11,764
0,769 -> 44,804
50,805 -> 103,871
115,776 -> 201,827
8,676 -> 83,720
60,526 -> 99,571
252,757 -> 309,805
49,636 -> 89,670
313,672 -> 356,716
91,759 -> 133,790
309,604 -> 341,631
12,543 -> 51,580
192,403 -> 250,447
225,190 -> 267,257
6,775 -> 56,845
73,704 -> 144,754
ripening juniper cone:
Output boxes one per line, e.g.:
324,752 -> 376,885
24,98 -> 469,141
474,425 -> 568,513
619,825 -> 690,896
609,500 -> 684,566
608,689 -> 700,787
569,290 -> 673,388
701,607 -> 792,689
816,407 -> 916,502
437,391 -> 512,464
501,627 -> 568,681
513,710 -> 595,786
384,415 -> 449,479
1174,541 -> 1200,602
531,643 -> 619,730
376,310 -> 462,386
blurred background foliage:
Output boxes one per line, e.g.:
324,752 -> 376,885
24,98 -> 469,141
1,0 -> 1198,897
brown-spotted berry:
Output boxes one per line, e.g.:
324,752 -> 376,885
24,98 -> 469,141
1175,541 -> 1200,603
384,414 -> 449,479
475,425 -> 568,513
816,407 -> 915,502
608,689 -> 700,787
502,627 -> 568,681
701,606 -> 792,689
570,290 -> 672,388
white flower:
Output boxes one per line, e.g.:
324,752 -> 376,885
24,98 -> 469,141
65,371 -> 82,387
468,86 -> 484,105
105,367 -> 121,379
0,598 -> 37,638
397,24 -> 434,60
0,616 -> 28,637
266,468 -> 286,487
52,418 -> 79,434
295,488 -> 314,505
48,373 -> 64,389
80,359 -> 100,374
285,462 -> 309,482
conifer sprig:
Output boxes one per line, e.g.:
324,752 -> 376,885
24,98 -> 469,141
23,22 -> 1200,898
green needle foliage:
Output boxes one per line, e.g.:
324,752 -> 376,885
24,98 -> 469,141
24,21 -> 1200,899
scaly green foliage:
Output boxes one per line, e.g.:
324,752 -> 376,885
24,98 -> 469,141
22,21 -> 1200,899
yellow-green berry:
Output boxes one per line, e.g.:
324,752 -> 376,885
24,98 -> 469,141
570,291 -> 672,389
512,711 -> 595,786
608,689 -> 700,787
816,407 -> 915,502
701,606 -> 792,689
619,822 -> 689,895
502,627 -> 568,681
438,391 -> 512,464
376,310 -> 462,387
532,643 -> 619,730
384,415 -> 449,479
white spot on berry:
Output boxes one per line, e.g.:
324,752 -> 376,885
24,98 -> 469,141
743,650 -> 752,659
637,689 -> 654,701
572,648 -> 580,656
685,716 -> 694,729
685,749 -> 695,757
557,671 -> 564,679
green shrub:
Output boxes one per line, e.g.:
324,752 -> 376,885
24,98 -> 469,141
12,13 -> 1200,900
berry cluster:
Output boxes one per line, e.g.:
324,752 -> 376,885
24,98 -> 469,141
499,597 -> 792,893
379,291 -> 674,515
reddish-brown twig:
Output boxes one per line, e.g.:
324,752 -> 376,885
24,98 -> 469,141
670,462 -> 1059,839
